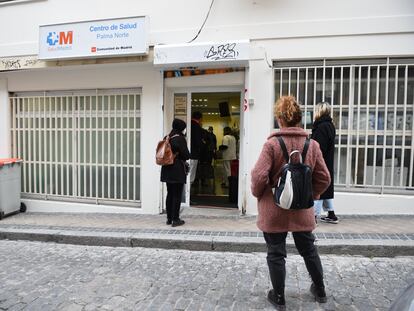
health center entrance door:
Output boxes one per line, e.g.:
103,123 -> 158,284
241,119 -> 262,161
167,88 -> 244,210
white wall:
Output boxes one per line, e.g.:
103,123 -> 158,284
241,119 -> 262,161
0,79 -> 11,158
0,0 -> 413,57
0,0 -> 413,215
335,192 -> 414,215
0,62 -> 163,214
251,33 -> 414,61
244,57 -> 274,215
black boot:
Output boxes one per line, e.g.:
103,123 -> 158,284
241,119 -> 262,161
310,283 -> 327,303
267,289 -> 286,310
172,219 -> 185,227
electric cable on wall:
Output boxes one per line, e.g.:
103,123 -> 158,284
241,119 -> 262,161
188,0 -> 215,43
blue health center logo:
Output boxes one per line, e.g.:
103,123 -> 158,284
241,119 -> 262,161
47,32 -> 59,46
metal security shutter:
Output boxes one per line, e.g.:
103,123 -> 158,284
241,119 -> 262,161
274,59 -> 414,194
10,89 -> 141,207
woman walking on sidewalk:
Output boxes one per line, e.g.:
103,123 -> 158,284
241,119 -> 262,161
311,102 -> 339,224
251,96 -> 331,309
160,119 -> 190,227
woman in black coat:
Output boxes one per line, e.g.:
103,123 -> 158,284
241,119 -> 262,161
160,119 -> 190,227
311,102 -> 339,224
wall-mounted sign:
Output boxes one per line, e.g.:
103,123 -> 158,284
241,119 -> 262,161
154,40 -> 249,67
174,94 -> 187,116
39,16 -> 149,60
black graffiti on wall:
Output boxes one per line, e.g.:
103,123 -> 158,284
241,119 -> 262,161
1,59 -> 21,70
24,59 -> 39,67
1,58 -> 39,71
204,43 -> 239,61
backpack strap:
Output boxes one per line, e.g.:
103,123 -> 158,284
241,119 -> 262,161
169,134 -> 180,156
166,134 -> 179,141
276,136 -> 289,163
302,138 -> 310,162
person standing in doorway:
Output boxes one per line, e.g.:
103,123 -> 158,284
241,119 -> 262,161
190,111 -> 203,203
219,127 -> 237,187
251,96 -> 331,309
198,128 -> 214,188
207,126 -> 217,159
312,102 -> 339,224
160,119 -> 190,227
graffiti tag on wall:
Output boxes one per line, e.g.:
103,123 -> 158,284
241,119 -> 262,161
0,57 -> 40,71
204,43 -> 239,61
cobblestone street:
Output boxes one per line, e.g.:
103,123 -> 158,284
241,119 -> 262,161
0,240 -> 413,311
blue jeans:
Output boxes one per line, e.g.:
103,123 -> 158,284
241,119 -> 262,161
314,199 -> 334,217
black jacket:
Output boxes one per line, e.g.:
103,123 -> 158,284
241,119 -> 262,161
311,115 -> 336,199
191,120 -> 203,160
160,131 -> 190,184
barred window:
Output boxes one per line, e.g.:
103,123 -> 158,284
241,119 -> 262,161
274,59 -> 414,194
10,89 -> 141,206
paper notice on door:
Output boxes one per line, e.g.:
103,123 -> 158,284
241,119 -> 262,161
174,94 -> 187,116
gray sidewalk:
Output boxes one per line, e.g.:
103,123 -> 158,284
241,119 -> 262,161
0,208 -> 413,257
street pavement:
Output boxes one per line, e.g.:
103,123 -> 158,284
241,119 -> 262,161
0,240 -> 413,311
0,212 -> 413,256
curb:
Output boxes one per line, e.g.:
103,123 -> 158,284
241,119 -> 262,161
1,228 -> 413,257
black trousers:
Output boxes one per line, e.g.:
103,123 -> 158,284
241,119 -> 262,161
263,232 -> 324,295
166,183 -> 184,221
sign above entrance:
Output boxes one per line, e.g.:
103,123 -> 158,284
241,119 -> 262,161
39,16 -> 149,60
154,40 -> 250,67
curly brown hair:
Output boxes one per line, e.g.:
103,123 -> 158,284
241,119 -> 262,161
275,96 -> 302,127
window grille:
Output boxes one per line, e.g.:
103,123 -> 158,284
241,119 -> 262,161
10,89 -> 141,206
274,59 -> 414,194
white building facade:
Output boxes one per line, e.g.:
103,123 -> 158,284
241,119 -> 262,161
0,0 -> 413,215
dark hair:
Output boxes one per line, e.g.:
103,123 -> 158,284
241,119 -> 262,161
192,111 -> 203,120
223,126 -> 232,135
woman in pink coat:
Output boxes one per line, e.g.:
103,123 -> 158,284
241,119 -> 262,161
251,96 -> 331,309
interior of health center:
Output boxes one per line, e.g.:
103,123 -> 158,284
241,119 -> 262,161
189,92 -> 241,208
